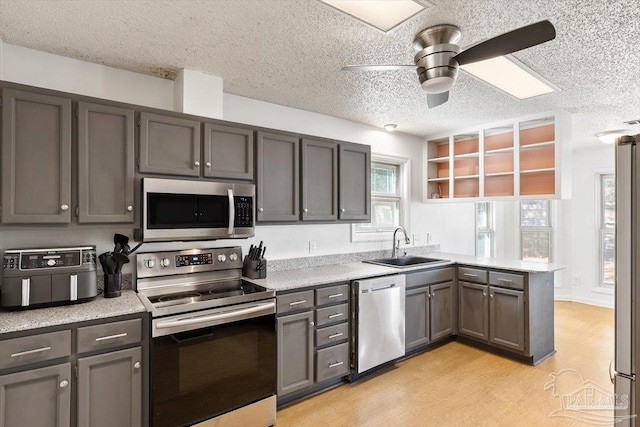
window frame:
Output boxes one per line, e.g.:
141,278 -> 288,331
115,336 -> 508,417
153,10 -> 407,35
598,173 -> 615,288
476,201 -> 494,257
519,200 -> 553,263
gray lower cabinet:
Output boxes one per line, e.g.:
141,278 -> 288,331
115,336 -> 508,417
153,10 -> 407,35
458,281 -> 489,341
405,278 -> 454,352
430,281 -> 455,341
301,138 -> 338,221
276,310 -> 314,396
78,102 -> 135,223
489,286 -> 525,352
256,131 -> 300,222
138,112 -> 201,177
338,143 -> 370,221
1,88 -> 72,224
0,362 -> 72,427
203,123 -> 254,180
77,347 -> 142,427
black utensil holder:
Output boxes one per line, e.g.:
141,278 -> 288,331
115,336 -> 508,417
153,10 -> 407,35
243,257 -> 267,279
104,273 -> 122,298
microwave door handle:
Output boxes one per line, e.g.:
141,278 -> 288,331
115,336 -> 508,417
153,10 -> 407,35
227,188 -> 235,235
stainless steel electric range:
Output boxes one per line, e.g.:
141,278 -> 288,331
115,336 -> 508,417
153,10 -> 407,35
136,247 -> 276,427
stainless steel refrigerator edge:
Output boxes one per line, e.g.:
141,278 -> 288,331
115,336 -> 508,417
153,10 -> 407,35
615,135 -> 638,425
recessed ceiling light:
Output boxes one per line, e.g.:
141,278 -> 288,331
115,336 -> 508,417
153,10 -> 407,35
384,124 -> 398,132
319,0 -> 429,32
595,129 -> 633,144
460,55 -> 559,100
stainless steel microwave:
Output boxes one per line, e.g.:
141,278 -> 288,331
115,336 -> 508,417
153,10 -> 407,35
136,178 -> 255,242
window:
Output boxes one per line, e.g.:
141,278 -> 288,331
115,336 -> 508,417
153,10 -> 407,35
600,174 -> 615,287
352,155 -> 408,241
520,200 -> 552,262
476,202 -> 493,257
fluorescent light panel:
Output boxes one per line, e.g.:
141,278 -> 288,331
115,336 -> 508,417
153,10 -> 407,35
320,0 -> 426,32
460,55 -> 558,100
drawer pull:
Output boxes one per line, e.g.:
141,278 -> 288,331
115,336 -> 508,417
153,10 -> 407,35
463,273 -> 478,278
329,361 -> 344,368
328,293 -> 344,299
11,346 -> 52,358
328,332 -> 344,339
289,300 -> 307,306
328,313 -> 344,319
95,332 -> 128,342
497,278 -> 513,283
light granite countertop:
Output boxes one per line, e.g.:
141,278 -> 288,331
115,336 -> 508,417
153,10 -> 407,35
0,290 -> 146,335
249,252 -> 565,292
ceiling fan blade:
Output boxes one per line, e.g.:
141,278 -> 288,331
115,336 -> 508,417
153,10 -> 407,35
453,20 -> 555,66
427,91 -> 449,108
341,65 -> 418,71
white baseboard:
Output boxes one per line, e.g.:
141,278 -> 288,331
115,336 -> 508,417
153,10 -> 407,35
554,294 -> 614,309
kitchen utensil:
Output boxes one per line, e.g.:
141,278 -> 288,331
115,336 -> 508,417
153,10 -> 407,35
104,252 -> 117,274
98,252 -> 109,273
114,242 -> 122,255
113,253 -> 130,273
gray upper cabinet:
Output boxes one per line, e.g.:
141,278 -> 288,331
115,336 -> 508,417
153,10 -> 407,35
301,138 -> 338,221
277,310 -> 314,397
1,89 -> 72,224
430,281 -> 455,341
77,346 -> 142,427
256,131 -> 300,222
0,362 -> 72,427
138,112 -> 201,177
489,286 -> 525,352
458,281 -> 489,341
203,123 -> 254,180
338,143 -> 371,221
405,286 -> 430,351
78,102 -> 135,223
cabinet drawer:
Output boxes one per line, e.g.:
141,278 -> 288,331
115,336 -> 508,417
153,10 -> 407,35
316,342 -> 349,383
489,271 -> 525,290
315,303 -> 348,327
315,322 -> 349,347
0,330 -> 71,370
406,267 -> 454,288
277,290 -> 315,314
458,266 -> 488,284
316,284 -> 349,306
77,318 -> 142,354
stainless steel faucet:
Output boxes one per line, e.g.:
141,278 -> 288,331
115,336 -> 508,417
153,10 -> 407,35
392,226 -> 411,258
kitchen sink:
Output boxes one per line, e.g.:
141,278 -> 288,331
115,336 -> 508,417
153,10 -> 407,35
363,256 -> 446,268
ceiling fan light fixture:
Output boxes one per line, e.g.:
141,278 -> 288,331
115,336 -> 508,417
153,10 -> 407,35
384,124 -> 398,132
595,129 -> 633,144
319,0 -> 429,32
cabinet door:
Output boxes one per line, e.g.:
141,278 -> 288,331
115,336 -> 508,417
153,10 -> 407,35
78,102 -> 135,223
430,281 -> 455,341
138,112 -> 201,177
489,287 -> 525,352
203,123 -> 254,180
458,282 -> 489,341
276,311 -> 314,397
77,346 -> 142,427
338,143 -> 370,220
405,286 -> 430,351
1,89 -> 72,223
301,139 -> 338,221
256,132 -> 299,222
0,363 -> 71,427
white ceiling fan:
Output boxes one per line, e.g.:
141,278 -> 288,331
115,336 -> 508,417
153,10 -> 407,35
342,20 -> 556,108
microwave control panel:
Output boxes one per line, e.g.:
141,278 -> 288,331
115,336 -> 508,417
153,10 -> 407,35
235,196 -> 253,227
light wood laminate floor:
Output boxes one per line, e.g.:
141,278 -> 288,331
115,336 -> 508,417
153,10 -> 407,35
276,302 -> 614,427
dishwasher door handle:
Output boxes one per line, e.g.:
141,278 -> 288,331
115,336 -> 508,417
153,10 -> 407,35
370,284 -> 396,292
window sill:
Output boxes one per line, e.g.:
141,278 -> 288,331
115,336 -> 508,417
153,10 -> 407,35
351,230 -> 395,243
592,286 -> 614,295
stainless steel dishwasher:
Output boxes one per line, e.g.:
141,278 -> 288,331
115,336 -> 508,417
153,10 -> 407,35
352,274 -> 406,376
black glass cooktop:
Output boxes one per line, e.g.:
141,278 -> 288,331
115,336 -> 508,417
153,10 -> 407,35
148,280 -> 264,309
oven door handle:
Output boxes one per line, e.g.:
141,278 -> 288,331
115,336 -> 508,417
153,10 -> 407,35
227,188 -> 235,235
156,301 -> 275,330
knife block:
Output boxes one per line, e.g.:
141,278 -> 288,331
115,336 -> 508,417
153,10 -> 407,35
243,256 -> 267,279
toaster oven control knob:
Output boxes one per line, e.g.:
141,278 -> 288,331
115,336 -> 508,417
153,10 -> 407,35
217,254 -> 227,263
47,259 -> 56,267
229,253 -> 238,262
146,259 -> 156,269
160,258 -> 171,267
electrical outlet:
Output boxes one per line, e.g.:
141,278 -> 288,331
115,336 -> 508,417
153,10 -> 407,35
309,240 -> 317,254
412,234 -> 421,245
426,233 -> 432,244
572,276 -> 580,286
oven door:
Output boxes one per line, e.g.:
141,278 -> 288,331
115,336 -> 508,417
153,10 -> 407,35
150,301 -> 276,427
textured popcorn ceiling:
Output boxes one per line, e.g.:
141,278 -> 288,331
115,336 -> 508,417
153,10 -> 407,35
1,0 -> 639,148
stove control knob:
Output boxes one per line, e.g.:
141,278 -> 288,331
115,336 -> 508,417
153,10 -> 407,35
229,253 -> 238,262
160,258 -> 171,267
47,259 -> 56,267
146,259 -> 156,268
217,254 -> 227,263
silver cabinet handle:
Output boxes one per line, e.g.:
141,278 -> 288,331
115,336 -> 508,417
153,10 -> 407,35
340,208 -> 346,213
61,204 -> 69,211
328,293 -> 343,299
490,294 -> 494,298
310,321 -> 315,326
205,161 -> 212,167
289,300 -> 307,306
194,161 -> 200,167
303,208 -> 309,213
127,205 -> 133,212
463,273 -> 478,278
134,361 -> 141,369
328,313 -> 343,319
59,380 -> 69,388
431,293 -> 435,298
11,346 -> 52,358
328,332 -> 344,339
95,332 -> 127,342
258,207 -> 264,212
329,361 -> 344,368
482,292 -> 487,297
497,278 -> 513,283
